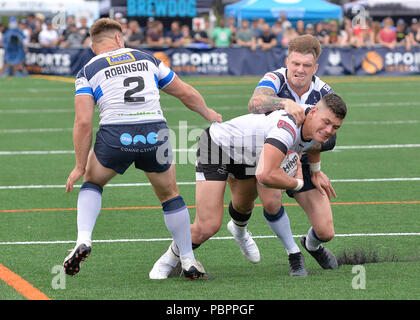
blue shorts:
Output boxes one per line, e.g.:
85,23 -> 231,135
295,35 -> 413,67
94,121 -> 172,174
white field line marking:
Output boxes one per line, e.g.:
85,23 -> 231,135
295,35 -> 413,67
0,101 -> 419,114
0,120 -> 417,134
1,232 -> 419,246
1,144 -> 420,156
0,124 -> 206,134
1,178 -> 420,190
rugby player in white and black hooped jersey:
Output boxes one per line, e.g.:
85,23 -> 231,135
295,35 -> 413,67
63,18 -> 222,280
227,34 -> 341,272
150,93 -> 347,278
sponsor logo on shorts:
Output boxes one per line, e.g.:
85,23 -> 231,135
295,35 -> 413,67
119,132 -> 158,146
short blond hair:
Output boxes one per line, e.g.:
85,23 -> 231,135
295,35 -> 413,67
288,34 -> 322,61
90,18 -> 122,43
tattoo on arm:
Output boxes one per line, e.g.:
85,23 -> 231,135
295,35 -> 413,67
305,143 -> 322,153
248,87 -> 288,114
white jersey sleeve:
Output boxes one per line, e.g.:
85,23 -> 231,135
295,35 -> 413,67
256,70 -> 282,94
75,68 -> 93,97
265,111 -> 298,154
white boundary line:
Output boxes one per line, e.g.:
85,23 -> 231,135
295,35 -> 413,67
0,100 -> 419,114
0,120 -> 418,134
1,232 -> 419,246
1,144 -> 420,156
0,178 -> 419,190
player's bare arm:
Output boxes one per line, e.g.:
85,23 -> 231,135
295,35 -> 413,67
306,151 -> 336,200
248,87 -> 305,126
305,142 -> 322,153
66,95 -> 95,193
256,143 -> 302,190
163,75 -> 222,123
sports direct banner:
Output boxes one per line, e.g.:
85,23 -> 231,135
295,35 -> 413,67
24,46 -> 420,77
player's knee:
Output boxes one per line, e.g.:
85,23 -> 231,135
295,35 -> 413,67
315,226 -> 335,242
231,201 -> 254,214
192,220 -> 221,243
261,198 -> 282,215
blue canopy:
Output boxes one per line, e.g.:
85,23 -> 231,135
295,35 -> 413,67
225,0 -> 342,24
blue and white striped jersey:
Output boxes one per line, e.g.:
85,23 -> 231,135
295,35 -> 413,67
75,47 -> 175,125
256,67 -> 333,105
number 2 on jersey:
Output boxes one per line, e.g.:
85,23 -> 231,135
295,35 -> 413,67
124,76 -> 145,103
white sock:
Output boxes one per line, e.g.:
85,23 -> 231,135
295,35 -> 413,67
76,183 -> 103,247
305,227 -> 322,251
162,196 -> 195,261
264,207 -> 300,255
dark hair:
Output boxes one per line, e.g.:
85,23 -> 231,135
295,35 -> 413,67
321,93 -> 347,119
288,34 -> 322,61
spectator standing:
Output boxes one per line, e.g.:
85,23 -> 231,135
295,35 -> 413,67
407,18 -> 420,47
305,23 -> 315,36
38,18 -> 59,47
325,20 -> 342,47
77,17 -> 90,43
395,19 -> 410,50
60,23 -> 85,48
315,21 -> 328,46
146,20 -> 164,47
212,18 -> 232,48
281,25 -> 297,47
125,20 -> 144,47
18,19 -> 31,46
377,17 -> 397,49
257,23 -> 277,50
271,19 -> 284,46
1,17 -> 26,76
353,19 -> 375,47
296,20 -> 305,35
250,18 -> 261,38
192,19 -> 209,45
227,16 -> 237,44
165,21 -> 183,47
180,24 -> 192,46
340,18 -> 355,46
236,19 -> 256,50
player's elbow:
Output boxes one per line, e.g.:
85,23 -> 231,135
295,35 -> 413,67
256,172 -> 272,187
74,117 -> 92,131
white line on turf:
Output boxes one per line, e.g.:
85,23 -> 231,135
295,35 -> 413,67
0,144 -> 419,155
0,178 -> 419,190
0,101 -> 419,114
0,232 -> 419,246
0,120 -> 418,134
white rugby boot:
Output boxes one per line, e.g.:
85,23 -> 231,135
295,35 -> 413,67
227,220 -> 261,264
149,244 -> 180,279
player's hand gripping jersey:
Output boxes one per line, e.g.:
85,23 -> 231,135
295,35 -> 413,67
75,48 -> 174,125
209,106 -> 316,167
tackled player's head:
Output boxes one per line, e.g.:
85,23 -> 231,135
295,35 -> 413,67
305,93 -> 347,143
90,18 -> 124,53
286,35 -> 322,93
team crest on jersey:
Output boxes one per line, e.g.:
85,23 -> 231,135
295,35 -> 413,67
106,52 -> 135,65
277,120 -> 296,140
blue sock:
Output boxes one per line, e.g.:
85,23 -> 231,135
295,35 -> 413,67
162,196 -> 194,260
264,206 -> 300,255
